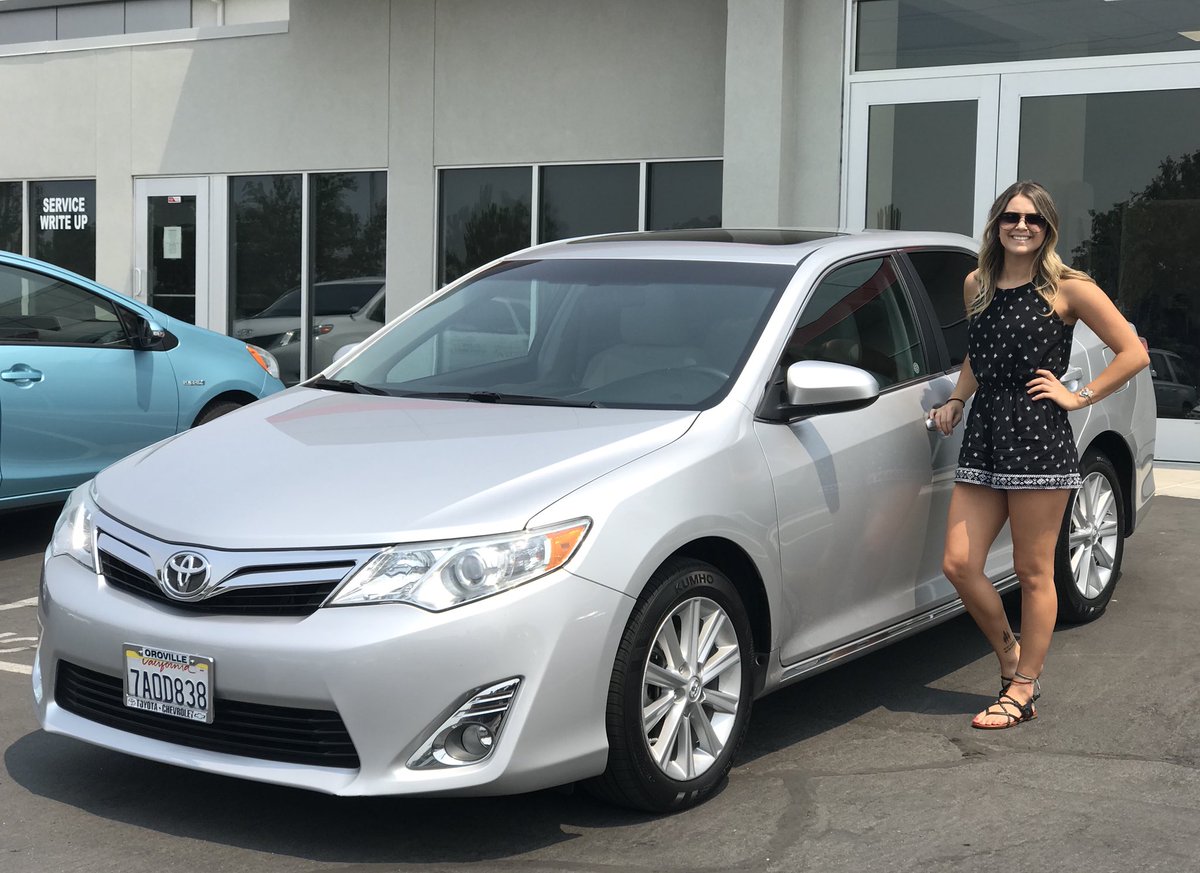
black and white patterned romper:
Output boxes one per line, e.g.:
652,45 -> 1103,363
954,282 -> 1082,491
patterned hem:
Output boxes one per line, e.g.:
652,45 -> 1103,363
955,467 -> 1082,491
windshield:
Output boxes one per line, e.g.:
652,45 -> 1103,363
331,259 -> 795,410
254,281 -> 384,318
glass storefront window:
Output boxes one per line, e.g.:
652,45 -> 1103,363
646,161 -> 722,231
438,167 -> 531,287
0,182 -> 20,253
228,173 -> 302,347
1019,87 -> 1200,420
858,0 -> 1200,72
538,163 -> 638,242
866,101 -> 976,234
292,170 -> 388,385
28,179 -> 95,279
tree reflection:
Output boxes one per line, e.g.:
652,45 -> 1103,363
0,183 -> 20,253
1071,149 -> 1200,411
442,187 -> 531,285
311,172 -> 387,283
229,175 -> 302,318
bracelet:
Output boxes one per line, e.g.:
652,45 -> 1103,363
945,397 -> 964,406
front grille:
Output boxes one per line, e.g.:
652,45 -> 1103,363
55,661 -> 360,769
99,551 -> 342,617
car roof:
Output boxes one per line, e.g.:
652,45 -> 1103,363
521,228 -> 979,266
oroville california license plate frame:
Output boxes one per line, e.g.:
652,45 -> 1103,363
123,643 -> 214,723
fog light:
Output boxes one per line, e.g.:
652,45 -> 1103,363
445,722 -> 495,762
408,677 -> 520,769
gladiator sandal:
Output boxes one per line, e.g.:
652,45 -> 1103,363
972,672 -> 1039,730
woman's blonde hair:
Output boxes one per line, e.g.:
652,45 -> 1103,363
971,180 -> 1091,319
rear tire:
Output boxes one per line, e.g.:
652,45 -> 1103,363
192,400 -> 243,427
587,558 -> 754,812
1054,450 -> 1125,623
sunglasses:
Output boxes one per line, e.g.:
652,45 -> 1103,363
998,211 -> 1047,230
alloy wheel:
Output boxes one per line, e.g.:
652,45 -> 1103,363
1068,470 -> 1121,600
640,596 -> 743,781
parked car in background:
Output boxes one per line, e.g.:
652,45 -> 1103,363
36,230 -> 1155,813
231,277 -> 385,349
1148,347 -> 1198,418
269,283 -> 387,384
0,251 -> 284,510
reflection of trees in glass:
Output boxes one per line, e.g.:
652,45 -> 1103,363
230,175 -> 301,318
442,186 -> 531,285
0,183 -> 20,253
1072,150 -> 1200,370
311,172 -> 387,282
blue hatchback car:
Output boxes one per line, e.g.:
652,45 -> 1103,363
0,252 -> 284,509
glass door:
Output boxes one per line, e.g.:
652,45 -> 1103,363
134,177 -> 210,327
846,76 -> 1000,237
997,63 -> 1200,462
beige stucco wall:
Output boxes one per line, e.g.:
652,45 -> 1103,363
0,0 -> 847,314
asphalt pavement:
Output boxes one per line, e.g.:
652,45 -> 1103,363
1,483 -> 1198,873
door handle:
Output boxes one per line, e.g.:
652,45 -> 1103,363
1059,367 -> 1084,391
1,365 -> 45,385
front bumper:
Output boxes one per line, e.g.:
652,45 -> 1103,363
35,554 -> 632,796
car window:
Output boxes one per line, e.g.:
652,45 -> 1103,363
1174,356 -> 1196,387
781,256 -> 926,389
1149,351 -> 1169,380
0,263 -> 130,347
906,249 -> 976,366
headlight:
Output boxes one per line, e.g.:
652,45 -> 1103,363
331,519 -> 590,611
246,344 -> 281,379
276,324 -> 333,348
48,485 -> 97,571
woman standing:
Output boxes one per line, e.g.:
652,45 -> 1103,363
929,180 -> 1149,729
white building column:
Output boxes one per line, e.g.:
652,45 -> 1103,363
723,0 -> 847,229
387,0 -> 437,315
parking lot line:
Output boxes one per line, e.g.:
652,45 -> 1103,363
0,661 -> 32,675
0,597 -> 37,611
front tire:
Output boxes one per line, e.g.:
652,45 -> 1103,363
192,399 -> 243,427
1054,450 -> 1125,623
588,559 -> 754,812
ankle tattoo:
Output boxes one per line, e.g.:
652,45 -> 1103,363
1002,630 -> 1017,653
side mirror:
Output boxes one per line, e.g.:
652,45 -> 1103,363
132,318 -> 167,351
778,360 -> 880,418
331,342 -> 360,364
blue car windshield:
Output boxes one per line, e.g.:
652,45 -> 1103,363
331,259 -> 796,410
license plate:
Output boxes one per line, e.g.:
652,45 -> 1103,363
123,644 -> 214,723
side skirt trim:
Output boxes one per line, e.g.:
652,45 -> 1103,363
773,574 -> 1019,687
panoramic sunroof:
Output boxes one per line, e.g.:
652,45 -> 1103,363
565,229 -> 844,246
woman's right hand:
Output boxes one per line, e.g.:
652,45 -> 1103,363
929,399 -> 963,435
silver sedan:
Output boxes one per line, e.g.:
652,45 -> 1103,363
35,229 -> 1156,811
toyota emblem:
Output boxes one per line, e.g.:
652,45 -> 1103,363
160,551 -> 212,599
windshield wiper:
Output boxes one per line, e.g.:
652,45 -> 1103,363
397,390 -> 603,408
303,376 -> 390,396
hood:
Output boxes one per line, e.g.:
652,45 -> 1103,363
94,389 -> 696,549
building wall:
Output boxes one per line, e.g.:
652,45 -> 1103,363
722,0 -> 845,229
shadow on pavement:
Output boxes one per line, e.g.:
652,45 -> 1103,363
0,505 -> 61,562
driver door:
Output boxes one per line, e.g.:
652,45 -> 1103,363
754,255 -> 948,664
